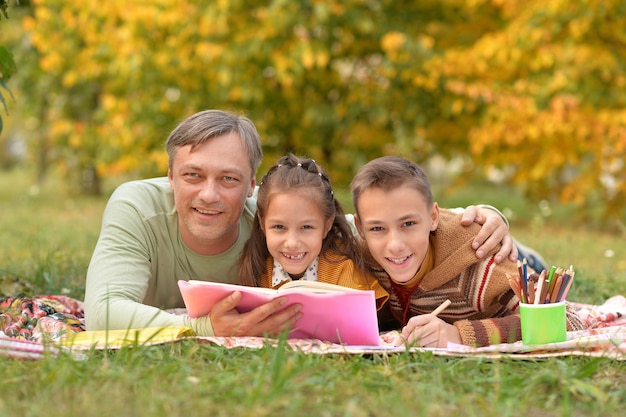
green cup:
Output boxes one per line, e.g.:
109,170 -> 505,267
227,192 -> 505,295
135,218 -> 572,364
519,301 -> 567,345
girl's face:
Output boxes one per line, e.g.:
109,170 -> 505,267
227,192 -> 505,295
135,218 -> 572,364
355,185 -> 439,284
262,191 -> 333,277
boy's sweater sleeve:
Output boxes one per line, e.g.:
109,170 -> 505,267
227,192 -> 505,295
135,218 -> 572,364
454,305 -> 586,347
454,315 -> 522,346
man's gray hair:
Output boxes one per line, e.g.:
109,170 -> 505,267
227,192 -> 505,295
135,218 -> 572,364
166,109 -> 263,176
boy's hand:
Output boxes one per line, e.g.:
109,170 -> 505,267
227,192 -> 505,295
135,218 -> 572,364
209,291 -> 302,337
400,314 -> 461,348
461,205 -> 518,263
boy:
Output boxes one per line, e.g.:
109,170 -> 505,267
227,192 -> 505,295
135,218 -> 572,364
351,156 -> 584,347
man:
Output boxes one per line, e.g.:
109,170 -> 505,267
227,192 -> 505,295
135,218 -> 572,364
84,109 -> 521,337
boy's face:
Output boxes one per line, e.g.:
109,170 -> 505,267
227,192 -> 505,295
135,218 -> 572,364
355,185 -> 439,284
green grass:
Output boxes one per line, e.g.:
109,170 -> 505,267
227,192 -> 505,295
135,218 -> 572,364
2,341 -> 625,417
1,167 -> 626,417
0,168 -> 108,298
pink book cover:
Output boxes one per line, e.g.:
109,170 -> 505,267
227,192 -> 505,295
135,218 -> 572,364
177,280 -> 380,346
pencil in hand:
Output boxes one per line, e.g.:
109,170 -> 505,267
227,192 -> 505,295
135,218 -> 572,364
431,299 -> 452,317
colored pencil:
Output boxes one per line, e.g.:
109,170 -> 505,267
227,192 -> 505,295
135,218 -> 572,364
546,267 -> 562,298
534,270 -> 546,304
546,265 -> 557,286
517,260 -> 525,300
522,258 -> 529,299
549,275 -> 564,303
557,266 -> 575,301
516,264 -> 574,304
527,280 -> 536,304
539,271 -> 550,304
548,265 -> 556,289
506,272 -> 524,303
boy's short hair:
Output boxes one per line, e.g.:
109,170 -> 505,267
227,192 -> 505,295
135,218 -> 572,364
350,156 -> 433,216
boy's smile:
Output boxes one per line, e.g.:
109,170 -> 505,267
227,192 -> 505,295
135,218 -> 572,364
356,185 -> 439,284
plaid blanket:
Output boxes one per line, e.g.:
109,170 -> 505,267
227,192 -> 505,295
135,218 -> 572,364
2,294 -> 625,360
0,295 -> 84,341
0,295 -> 85,359
568,295 -> 626,328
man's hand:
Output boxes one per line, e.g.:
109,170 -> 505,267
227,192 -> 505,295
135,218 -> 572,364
209,291 -> 302,337
461,205 -> 518,264
399,314 -> 461,348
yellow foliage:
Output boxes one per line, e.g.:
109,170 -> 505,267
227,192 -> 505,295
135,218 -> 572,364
418,35 -> 435,51
195,42 -> 223,61
8,0 -> 625,219
101,94 -> 117,112
315,50 -> 330,68
62,71 -> 79,88
68,134 -> 81,149
568,18 -> 590,40
50,120 -> 73,137
344,122 -> 392,149
451,99 -> 464,115
149,150 -> 169,174
301,45 -> 315,69
39,53 -> 61,72
381,31 -> 406,54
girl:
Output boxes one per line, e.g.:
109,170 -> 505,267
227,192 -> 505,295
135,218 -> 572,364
238,154 -> 388,307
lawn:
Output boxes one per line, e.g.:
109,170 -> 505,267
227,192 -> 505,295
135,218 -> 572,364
1,167 -> 625,417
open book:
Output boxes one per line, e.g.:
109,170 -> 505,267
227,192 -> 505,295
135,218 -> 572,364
177,280 -> 380,346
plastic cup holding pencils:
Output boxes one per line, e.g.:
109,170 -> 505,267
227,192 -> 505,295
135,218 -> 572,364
507,260 -> 574,345
519,301 -> 567,345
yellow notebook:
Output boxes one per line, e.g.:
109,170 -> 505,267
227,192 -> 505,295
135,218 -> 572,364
62,326 -> 194,349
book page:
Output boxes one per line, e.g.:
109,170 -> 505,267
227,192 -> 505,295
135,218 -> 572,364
279,280 -> 359,293
186,279 -> 358,294
187,280 -> 276,294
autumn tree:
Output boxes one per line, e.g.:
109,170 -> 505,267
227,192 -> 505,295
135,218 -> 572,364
419,0 -> 626,222
16,0 -> 469,189
9,0 -> 626,223
0,0 -> 17,136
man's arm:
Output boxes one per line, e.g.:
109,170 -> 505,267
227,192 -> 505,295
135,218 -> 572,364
83,195 -> 187,331
84,186 -> 302,336
460,205 -> 518,264
347,204 -> 517,264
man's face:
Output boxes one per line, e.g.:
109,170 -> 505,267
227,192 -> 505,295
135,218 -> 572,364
355,185 -> 439,284
168,133 -> 255,255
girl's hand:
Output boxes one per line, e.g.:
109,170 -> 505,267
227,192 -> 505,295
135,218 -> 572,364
381,330 -> 404,347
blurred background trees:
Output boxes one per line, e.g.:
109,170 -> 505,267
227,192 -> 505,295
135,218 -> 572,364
0,0 -> 17,137
1,0 -> 625,225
